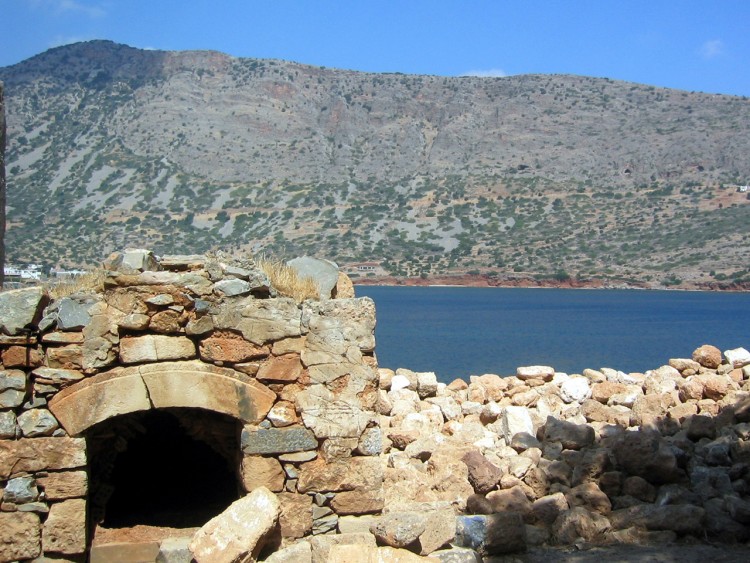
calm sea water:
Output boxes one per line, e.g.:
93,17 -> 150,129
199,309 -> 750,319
356,286 -> 750,383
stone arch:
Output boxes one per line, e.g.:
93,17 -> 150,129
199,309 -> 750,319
48,360 -> 277,436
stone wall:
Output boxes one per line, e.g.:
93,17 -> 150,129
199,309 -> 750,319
0,249 -> 383,561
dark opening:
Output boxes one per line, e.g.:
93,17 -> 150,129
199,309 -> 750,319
87,408 -> 241,529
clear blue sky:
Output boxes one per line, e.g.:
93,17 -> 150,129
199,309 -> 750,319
3,1 -> 749,96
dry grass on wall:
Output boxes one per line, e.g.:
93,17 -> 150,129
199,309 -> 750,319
256,256 -> 320,302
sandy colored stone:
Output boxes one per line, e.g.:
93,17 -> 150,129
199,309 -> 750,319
0,512 -> 41,561
330,489 -> 385,515
119,334 -> 196,363
278,492 -> 313,538
486,485 -> 532,516
310,533 -> 377,563
189,487 -> 280,563
267,400 -> 299,427
272,336 -> 306,355
199,333 -> 270,363
42,498 -> 86,554
329,544 -> 438,562
37,471 -> 88,500
241,456 -> 285,492
0,437 -> 86,479
692,344 -> 722,369
257,354 -> 304,382
45,344 -> 83,369
335,272 -> 356,298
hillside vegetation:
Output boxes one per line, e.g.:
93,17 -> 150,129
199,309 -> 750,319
1,40 -> 749,288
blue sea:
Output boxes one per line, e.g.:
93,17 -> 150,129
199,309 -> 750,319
356,286 -> 750,383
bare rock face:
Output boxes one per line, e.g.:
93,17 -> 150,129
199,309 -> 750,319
462,450 -> 502,494
0,513 -> 41,561
189,486 -> 280,563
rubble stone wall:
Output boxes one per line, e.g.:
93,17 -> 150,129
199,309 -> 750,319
0,250 -> 383,561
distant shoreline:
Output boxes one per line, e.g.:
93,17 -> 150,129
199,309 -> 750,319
352,273 -> 750,292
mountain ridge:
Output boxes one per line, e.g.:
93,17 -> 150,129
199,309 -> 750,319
1,40 -> 749,288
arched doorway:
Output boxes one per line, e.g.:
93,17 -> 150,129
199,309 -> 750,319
86,408 -> 242,530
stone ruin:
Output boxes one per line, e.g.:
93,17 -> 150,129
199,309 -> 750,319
0,249 -> 383,561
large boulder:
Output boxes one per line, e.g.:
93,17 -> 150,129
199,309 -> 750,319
287,256 -> 339,299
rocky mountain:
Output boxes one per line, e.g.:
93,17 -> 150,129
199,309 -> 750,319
1,40 -> 749,287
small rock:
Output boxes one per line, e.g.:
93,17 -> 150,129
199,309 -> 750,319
692,344 -> 723,369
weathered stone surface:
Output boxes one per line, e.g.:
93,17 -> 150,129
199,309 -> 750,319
331,489 -> 385,515
0,286 -> 46,335
257,354 -> 304,382
543,416 -> 595,450
199,333 -> 269,363
242,426 -> 318,455
517,366 -> 554,381
267,400 -> 299,427
419,509 -> 457,555
241,455 -> 285,492
725,347 -> 750,368
552,507 -> 610,544
531,492 -> 569,525
500,406 -> 535,444
2,345 -> 43,368
213,297 -> 303,345
297,456 -> 383,494
565,482 -> 611,515
32,366 -> 84,386
486,486 -> 532,516
42,498 -> 86,554
17,408 -> 59,437
5,475 -> 38,503
0,512 -> 41,561
156,537 -> 192,563
357,426 -> 382,456
37,471 -> 88,500
462,450 -> 502,494
297,384 -> 376,439
214,278 -> 253,297
277,492 -> 313,539
189,487 -> 280,563
611,431 -> 681,484
287,256 -> 338,298
119,335 -> 196,363
609,504 -> 705,535
328,545 -> 438,562
559,376 -> 591,403
430,546 -> 482,562
0,368 -> 27,408
45,345 -> 84,370
455,513 -> 526,555
693,344 -> 723,369
335,272 -> 356,299
56,296 -> 94,331
371,512 -> 426,548
301,298 -> 376,364
309,533 -> 377,563
149,310 -> 182,333
264,540 -> 312,563
0,437 -> 86,479
0,410 -> 17,438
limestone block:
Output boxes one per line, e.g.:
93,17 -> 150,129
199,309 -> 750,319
241,456 -> 285,492
287,256 -> 338,298
370,511 -> 426,548
42,498 -> 86,554
543,416 -> 594,450
189,487 -> 280,563
357,426 -> 382,456
18,408 -> 59,437
0,286 -> 47,335
297,384 -> 376,439
272,336 -> 306,355
278,492 -> 313,538
119,335 -> 196,363
267,400 -> 299,427
725,347 -> 750,368
331,489 -> 385,515
257,354 -> 304,382
140,362 -> 276,424
559,376 -> 591,403
49,368 -> 151,436
90,542 -> 161,563
199,333 -> 269,363
2,345 -> 43,368
37,471 -> 88,500
0,512 -> 41,561
213,297 -> 303,345
0,437 -> 86,479
500,406 -> 534,444
301,298 -> 376,365
297,456 -> 383,494
44,345 -> 83,370
119,313 -> 151,330
241,426 -> 318,455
